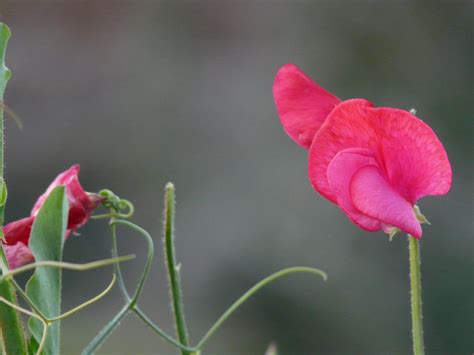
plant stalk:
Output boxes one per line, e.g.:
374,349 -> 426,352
0,23 -> 27,355
163,183 -> 190,354
408,235 -> 425,355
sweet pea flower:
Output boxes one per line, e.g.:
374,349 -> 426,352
2,165 -> 104,269
273,64 -> 452,238
2,217 -> 35,269
31,165 -> 104,230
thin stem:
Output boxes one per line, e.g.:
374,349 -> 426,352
163,183 -> 190,354
81,305 -> 129,355
132,307 -> 198,352
82,220 -> 155,354
108,219 -> 196,352
49,274 -> 116,322
195,266 -> 327,350
12,280 -> 43,318
112,220 -> 153,304
110,222 -> 131,302
0,255 -> 135,281
408,235 -> 425,355
13,275 -> 116,322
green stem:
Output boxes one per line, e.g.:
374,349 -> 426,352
132,307 -> 197,353
163,183 -> 190,354
0,255 -> 135,281
108,219 -> 197,352
13,275 -> 117,323
0,23 -> 27,355
81,305 -> 129,355
82,220 -> 155,354
195,266 -> 327,350
113,220 -> 154,304
109,222 -> 131,302
408,235 -> 425,355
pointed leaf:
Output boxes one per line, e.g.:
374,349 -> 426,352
26,186 -> 68,354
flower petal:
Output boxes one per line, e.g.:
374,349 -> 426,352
350,165 -> 422,238
273,64 -> 341,149
369,106 -> 452,203
31,165 -> 104,230
327,148 -> 381,231
308,99 -> 452,204
308,99 -> 375,202
3,242 -> 34,269
3,216 -> 35,246
31,164 -> 81,215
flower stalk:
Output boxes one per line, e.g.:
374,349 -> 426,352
408,235 -> 425,355
0,22 -> 28,355
163,182 -> 191,354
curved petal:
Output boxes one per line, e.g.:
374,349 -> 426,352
308,99 -> 452,204
369,106 -> 452,203
3,242 -> 34,269
31,165 -> 104,230
308,99 -> 375,202
350,165 -> 422,238
64,178 -> 101,229
3,216 -> 35,246
32,164 -> 81,215
273,64 -> 341,149
327,148 -> 381,231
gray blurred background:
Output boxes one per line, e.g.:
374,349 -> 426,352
1,1 -> 472,354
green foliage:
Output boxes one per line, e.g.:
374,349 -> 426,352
0,22 -> 28,355
0,23 -> 11,98
27,336 -> 39,355
26,187 -> 68,355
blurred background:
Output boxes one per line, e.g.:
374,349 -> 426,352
1,1 -> 472,354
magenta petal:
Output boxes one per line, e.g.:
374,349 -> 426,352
327,148 -> 381,231
308,99 -> 375,203
3,216 -> 35,246
3,242 -> 34,269
368,106 -> 452,204
350,165 -> 422,238
30,165 -> 103,230
308,99 -> 452,205
32,164 -> 81,215
273,64 -> 341,149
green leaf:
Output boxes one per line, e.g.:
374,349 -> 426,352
0,22 -> 11,98
0,22 -> 11,176
26,186 -> 68,355
27,336 -> 39,355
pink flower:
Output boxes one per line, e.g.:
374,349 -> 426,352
2,217 -> 35,269
273,64 -> 452,238
31,165 -> 104,230
2,165 -> 104,269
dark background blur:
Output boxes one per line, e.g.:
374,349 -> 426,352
1,1 -> 472,354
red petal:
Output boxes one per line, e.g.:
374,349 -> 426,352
327,148 -> 381,231
308,99 -> 452,204
3,242 -> 34,269
370,106 -> 452,203
273,64 -> 341,149
32,164 -> 81,215
308,99 -> 374,202
31,165 -> 102,230
3,216 -> 35,246
350,165 -> 422,238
